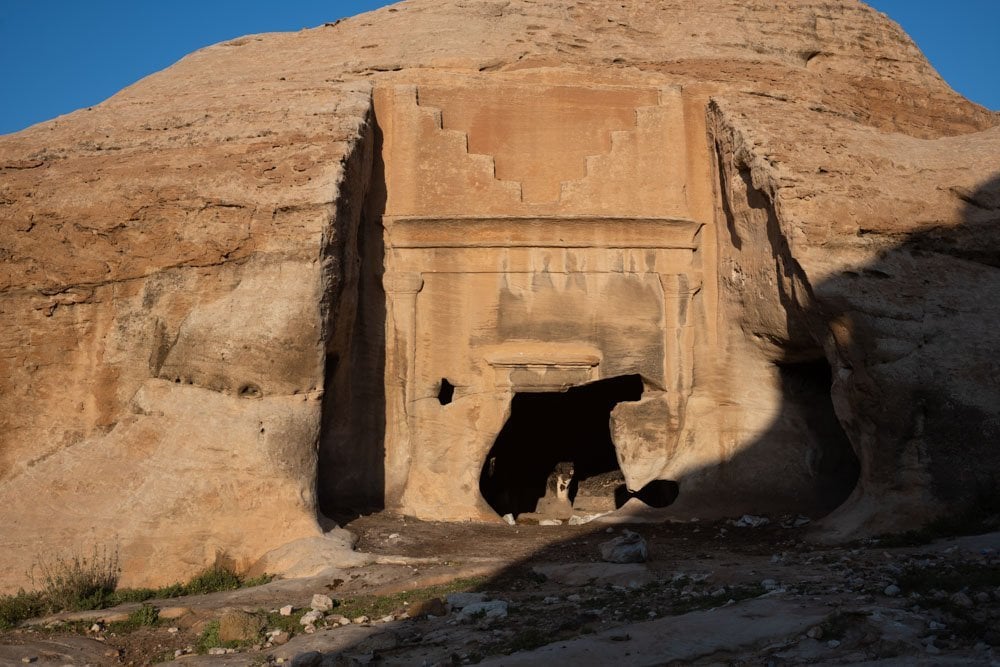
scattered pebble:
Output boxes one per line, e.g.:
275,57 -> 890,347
311,594 -> 334,611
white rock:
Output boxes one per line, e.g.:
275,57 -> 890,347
568,512 -> 609,525
732,514 -> 770,528
352,615 -> 370,624
884,584 -> 901,597
280,604 -> 294,616
299,610 -> 323,626
539,519 -> 562,526
543,596 -> 560,604
310,594 -> 334,611
827,639 -> 841,648
456,600 -> 508,621
446,592 -> 487,609
761,579 -> 779,591
599,529 -> 648,563
502,513 -> 516,525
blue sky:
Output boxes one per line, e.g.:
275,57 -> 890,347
0,1 -> 997,135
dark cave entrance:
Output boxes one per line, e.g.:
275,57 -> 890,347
776,357 -> 860,513
478,374 -> 644,518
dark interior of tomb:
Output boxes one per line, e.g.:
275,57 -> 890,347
479,374 -> 645,517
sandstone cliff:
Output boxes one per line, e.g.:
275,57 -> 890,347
0,0 -> 997,591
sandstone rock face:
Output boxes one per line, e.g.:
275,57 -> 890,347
1,0 -> 998,591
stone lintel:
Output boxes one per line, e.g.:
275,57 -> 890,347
385,216 -> 703,249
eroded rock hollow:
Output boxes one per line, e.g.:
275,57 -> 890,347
1,0 -> 998,591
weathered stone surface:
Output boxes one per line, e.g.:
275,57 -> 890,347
599,530 -> 649,563
0,0 -> 998,592
218,609 -> 266,643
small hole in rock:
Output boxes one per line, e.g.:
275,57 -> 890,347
438,378 -> 455,406
238,383 -> 262,399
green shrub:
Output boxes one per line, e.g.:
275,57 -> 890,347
4,549 -> 273,630
32,545 -> 120,612
128,602 -> 159,627
195,618 -> 246,653
0,591 -> 45,630
197,620 -> 222,653
182,566 -> 243,596
109,602 -> 159,632
266,608 -> 307,635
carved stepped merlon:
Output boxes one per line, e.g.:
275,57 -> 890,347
379,81 -> 690,218
417,83 -> 653,205
378,85 -> 523,218
560,87 -> 689,218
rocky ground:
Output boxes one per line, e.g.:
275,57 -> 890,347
2,513 -> 999,666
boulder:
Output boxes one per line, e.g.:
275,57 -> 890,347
217,610 -> 266,644
599,530 -> 649,564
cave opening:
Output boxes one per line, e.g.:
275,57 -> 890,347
479,374 -> 644,518
776,356 -> 860,513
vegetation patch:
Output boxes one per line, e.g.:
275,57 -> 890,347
333,576 -> 487,621
265,608 -> 309,635
109,603 -> 160,633
0,546 -> 273,631
0,591 -> 46,631
33,545 -> 121,612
